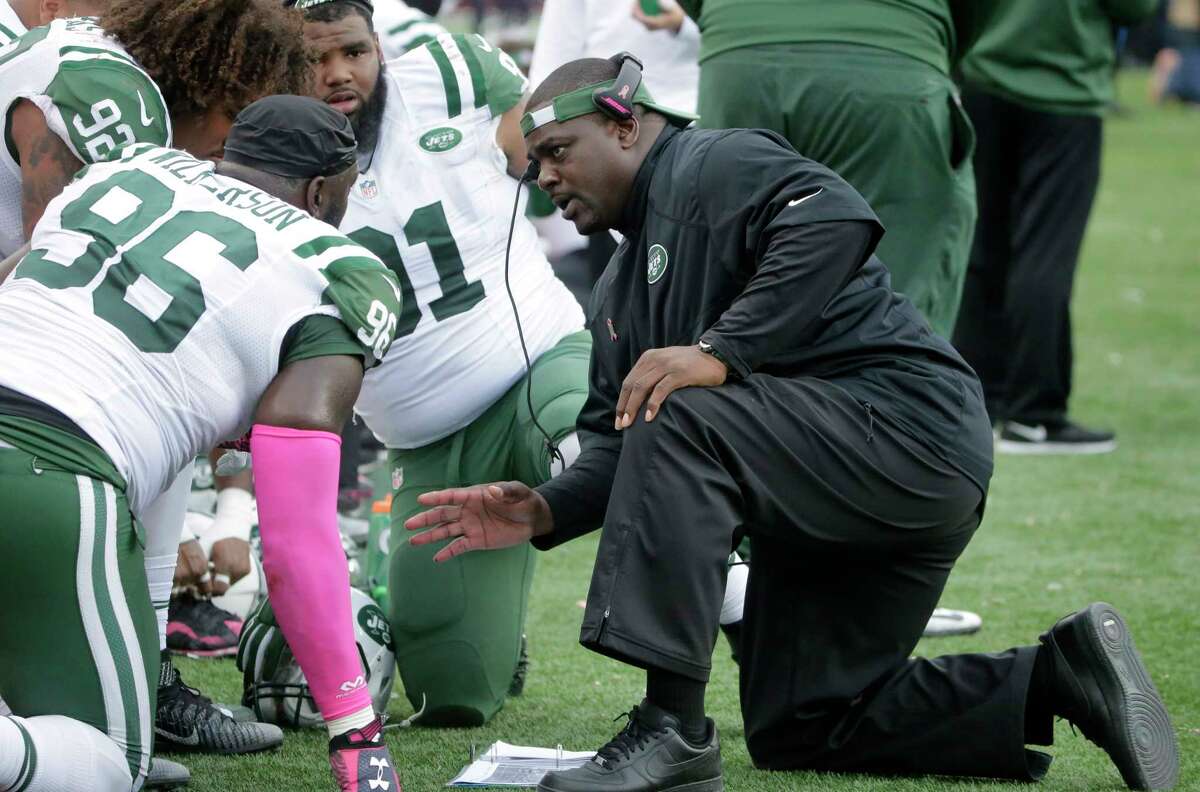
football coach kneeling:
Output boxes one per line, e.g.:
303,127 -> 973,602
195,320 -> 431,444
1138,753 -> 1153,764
405,55 -> 1179,792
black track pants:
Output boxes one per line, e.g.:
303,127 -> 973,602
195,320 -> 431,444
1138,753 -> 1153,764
953,90 -> 1102,425
578,374 -> 1046,780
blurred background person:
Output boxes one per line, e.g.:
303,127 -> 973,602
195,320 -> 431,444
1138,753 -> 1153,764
1152,0 -> 1200,104
679,0 -> 990,338
373,0 -> 449,59
531,0 -> 699,112
955,0 -> 1160,455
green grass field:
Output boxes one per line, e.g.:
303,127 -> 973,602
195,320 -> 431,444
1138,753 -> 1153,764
171,73 -> 1200,791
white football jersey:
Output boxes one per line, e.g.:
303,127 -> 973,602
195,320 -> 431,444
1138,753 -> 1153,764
0,17 -> 170,257
0,145 -> 401,514
348,33 -> 584,449
373,0 -> 447,61
0,3 -> 24,46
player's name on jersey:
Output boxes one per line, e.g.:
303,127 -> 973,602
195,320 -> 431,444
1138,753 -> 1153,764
144,148 -> 309,232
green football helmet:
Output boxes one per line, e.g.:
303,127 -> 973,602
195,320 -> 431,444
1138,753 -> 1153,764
237,587 -> 396,728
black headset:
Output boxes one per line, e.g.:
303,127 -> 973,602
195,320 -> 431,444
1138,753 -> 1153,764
593,52 -> 645,123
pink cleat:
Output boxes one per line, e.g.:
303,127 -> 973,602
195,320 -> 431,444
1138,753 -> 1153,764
329,717 -> 402,792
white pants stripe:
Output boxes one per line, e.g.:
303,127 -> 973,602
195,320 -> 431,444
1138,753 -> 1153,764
100,481 -> 151,788
74,476 -> 149,790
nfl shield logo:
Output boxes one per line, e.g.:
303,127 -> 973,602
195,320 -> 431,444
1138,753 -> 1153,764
359,178 -> 379,200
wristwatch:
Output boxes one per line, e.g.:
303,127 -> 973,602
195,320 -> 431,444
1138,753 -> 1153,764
698,340 -> 737,378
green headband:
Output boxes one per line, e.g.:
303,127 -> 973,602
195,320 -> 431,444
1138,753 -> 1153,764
521,79 -> 698,137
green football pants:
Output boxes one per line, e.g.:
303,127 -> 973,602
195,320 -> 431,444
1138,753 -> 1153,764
0,444 -> 157,783
387,330 -> 591,726
698,43 -> 977,337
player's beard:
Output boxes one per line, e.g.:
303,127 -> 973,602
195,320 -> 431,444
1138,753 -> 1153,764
353,69 -> 388,156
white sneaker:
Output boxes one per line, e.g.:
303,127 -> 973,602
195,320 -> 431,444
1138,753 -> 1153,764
923,608 -> 983,637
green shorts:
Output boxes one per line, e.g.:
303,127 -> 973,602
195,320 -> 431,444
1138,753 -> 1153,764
699,43 -> 977,336
386,330 -> 591,726
0,443 -> 156,781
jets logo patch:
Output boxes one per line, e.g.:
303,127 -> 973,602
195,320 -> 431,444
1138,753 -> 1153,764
419,126 -> 463,153
647,244 -> 668,284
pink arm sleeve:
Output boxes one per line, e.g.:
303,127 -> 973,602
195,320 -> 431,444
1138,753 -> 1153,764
250,424 -> 373,722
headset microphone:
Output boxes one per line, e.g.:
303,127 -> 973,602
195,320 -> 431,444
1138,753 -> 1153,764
503,159 -> 562,467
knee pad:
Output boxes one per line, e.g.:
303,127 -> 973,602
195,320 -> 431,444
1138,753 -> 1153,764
548,432 -> 581,477
388,539 -> 535,727
515,387 -> 587,485
1,714 -> 137,792
511,334 -> 590,485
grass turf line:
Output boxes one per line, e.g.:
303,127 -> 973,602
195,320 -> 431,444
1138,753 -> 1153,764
169,73 -> 1200,791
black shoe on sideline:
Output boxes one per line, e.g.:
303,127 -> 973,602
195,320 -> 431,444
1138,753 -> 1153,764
997,420 -> 1116,455
1040,603 -> 1179,790
156,654 -> 284,754
537,701 -> 722,792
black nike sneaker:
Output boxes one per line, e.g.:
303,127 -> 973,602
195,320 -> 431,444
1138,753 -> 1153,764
997,419 -> 1116,455
538,701 -> 723,792
145,757 -> 190,789
156,653 -> 284,754
1039,603 -> 1179,790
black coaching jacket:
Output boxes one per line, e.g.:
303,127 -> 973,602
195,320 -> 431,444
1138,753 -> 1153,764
534,125 -> 993,549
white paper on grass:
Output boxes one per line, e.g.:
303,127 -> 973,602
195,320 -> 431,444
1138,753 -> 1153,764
447,741 -> 595,787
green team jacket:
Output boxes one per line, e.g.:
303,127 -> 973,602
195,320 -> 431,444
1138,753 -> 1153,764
961,0 -> 1160,115
676,0 -> 992,75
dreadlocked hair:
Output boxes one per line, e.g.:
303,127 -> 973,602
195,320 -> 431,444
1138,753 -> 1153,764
103,0 -> 313,120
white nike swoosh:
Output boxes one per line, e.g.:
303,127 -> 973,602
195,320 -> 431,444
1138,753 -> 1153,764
1005,421 -> 1048,442
788,187 -> 823,207
137,90 -> 154,127
156,727 -> 200,746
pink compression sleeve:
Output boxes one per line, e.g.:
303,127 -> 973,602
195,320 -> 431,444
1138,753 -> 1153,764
251,424 -> 373,722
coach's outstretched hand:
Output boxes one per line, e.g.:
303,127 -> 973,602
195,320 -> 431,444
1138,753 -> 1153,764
405,482 -> 554,562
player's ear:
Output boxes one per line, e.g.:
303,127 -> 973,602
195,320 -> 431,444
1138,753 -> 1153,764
39,0 -> 65,24
306,176 -> 326,218
616,115 -> 640,151
373,33 -> 384,65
